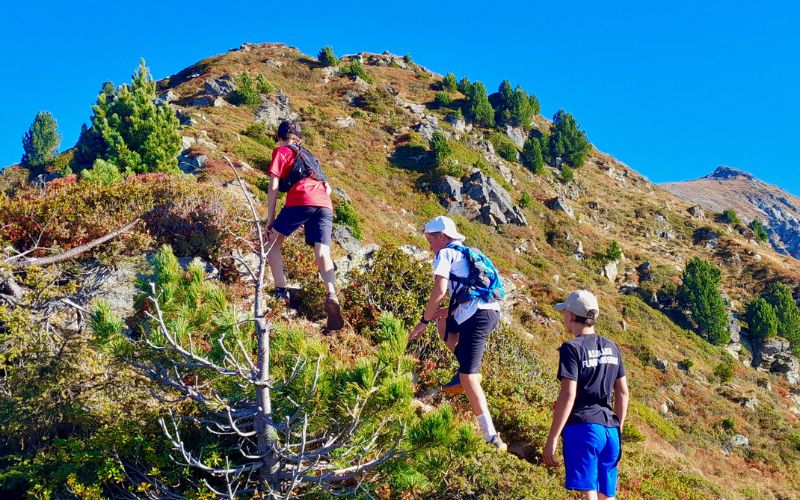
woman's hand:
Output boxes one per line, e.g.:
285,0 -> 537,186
408,322 -> 427,342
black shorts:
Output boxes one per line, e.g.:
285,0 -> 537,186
272,206 -> 333,246
446,309 -> 500,374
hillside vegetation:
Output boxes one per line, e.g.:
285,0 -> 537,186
1,42 -> 800,498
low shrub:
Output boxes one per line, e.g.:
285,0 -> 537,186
490,134 -> 518,163
433,92 -> 451,108
429,131 -> 452,164
341,60 -> 374,83
334,201 -> 362,240
519,192 -> 532,208
713,358 -> 735,383
318,46 -> 339,67
80,159 -> 124,185
256,74 -> 275,94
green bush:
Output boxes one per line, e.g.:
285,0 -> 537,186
354,87 -> 393,113
433,92 -> 451,108
318,46 -> 339,67
71,61 -> 181,174
341,247 -> 431,333
256,73 -> 275,94
403,53 -> 413,64
547,110 -> 591,168
746,298 -> 777,341
718,209 -> 740,226
721,417 -> 735,431
228,71 -> 260,107
80,159 -> 124,185
442,73 -> 457,93
714,359 -> 735,383
21,111 -> 61,169
521,137 -> 545,173
519,192 -> 532,208
341,59 -> 374,83
333,201 -> 362,240
429,131 -> 452,164
490,134 -> 518,162
677,358 -> 694,372
605,240 -> 623,262
748,218 -> 768,242
561,165 -> 574,183
242,122 -> 276,148
678,257 -> 730,345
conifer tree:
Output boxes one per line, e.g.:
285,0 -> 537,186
521,137 -> 545,173
442,73 -> 458,93
318,46 -> 339,67
763,282 -> 800,343
73,61 -> 181,173
548,110 -> 591,168
678,257 -> 729,345
21,111 -> 61,168
746,298 -> 778,341
466,82 -> 495,127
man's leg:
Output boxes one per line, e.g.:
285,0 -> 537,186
438,315 -> 458,354
267,232 -> 287,288
313,242 -> 336,295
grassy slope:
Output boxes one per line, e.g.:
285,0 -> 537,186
159,43 -> 800,498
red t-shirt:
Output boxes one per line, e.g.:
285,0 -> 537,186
268,146 -> 332,210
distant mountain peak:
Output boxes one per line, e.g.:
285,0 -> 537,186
702,166 -> 754,181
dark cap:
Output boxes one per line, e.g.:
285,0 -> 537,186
277,119 -> 303,139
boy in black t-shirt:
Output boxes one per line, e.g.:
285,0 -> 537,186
543,289 -> 630,500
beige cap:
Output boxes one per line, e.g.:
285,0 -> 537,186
554,289 -> 600,319
423,216 -> 465,241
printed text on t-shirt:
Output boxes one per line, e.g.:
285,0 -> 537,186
582,348 -> 619,368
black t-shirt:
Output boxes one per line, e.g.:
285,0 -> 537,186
557,334 -> 625,427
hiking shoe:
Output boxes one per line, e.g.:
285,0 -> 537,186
487,435 -> 507,452
442,372 -> 482,394
324,294 -> 345,331
271,288 -> 290,305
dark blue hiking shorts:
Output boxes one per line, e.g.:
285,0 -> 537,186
273,206 -> 333,246
562,423 -> 621,496
446,309 -> 500,374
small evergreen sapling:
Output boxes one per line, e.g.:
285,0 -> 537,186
21,111 -> 61,169
318,46 -> 339,67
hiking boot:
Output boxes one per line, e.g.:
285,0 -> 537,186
324,294 -> 345,331
272,287 -> 290,305
487,435 -> 507,452
442,372 -> 482,394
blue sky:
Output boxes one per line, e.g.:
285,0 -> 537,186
2,1 -> 799,192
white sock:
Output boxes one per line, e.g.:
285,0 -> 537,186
477,413 -> 496,441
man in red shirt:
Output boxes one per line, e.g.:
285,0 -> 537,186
266,120 -> 344,331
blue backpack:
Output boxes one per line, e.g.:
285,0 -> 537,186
445,243 -> 505,303
278,144 -> 328,193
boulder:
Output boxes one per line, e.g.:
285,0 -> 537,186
398,245 -> 429,261
177,256 -> 219,280
432,171 -> 526,227
461,171 -> 527,226
321,66 -> 342,78
727,312 -> 742,343
156,89 -> 178,105
504,125 -> 526,149
654,358 -> 669,373
395,97 -> 426,115
204,75 -> 236,97
331,187 -> 351,204
688,205 -> 705,218
602,261 -> 618,283
445,114 -> 469,133
177,152 -> 208,174
694,228 -> 721,249
332,224 -> 363,256
255,91 -> 297,127
412,115 -> 445,141
730,434 -> 749,447
431,176 -> 462,202
335,117 -> 356,128
546,196 -> 576,219
74,258 -> 148,321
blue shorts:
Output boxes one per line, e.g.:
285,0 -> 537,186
562,423 -> 621,496
272,206 -> 333,246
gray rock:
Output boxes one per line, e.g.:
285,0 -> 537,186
742,397 -> 758,410
660,403 -> 669,415
204,75 -> 236,97
547,196 -> 575,219
335,116 -> 356,128
654,358 -> 669,373
398,245 -> 429,261
321,66 -> 342,78
412,115 -> 445,141
602,261 -> 618,283
730,434 -> 749,447
332,224 -> 363,256
255,91 -> 297,128
156,89 -> 178,105
504,125 -> 526,149
396,97 -> 425,115
445,114 -> 469,133
694,228 -> 721,248
75,259 -> 148,321
0,269 -> 23,301
265,59 -> 283,68
177,153 -> 208,174
331,188 -> 351,204
461,171 -> 527,226
431,176 -> 463,202
175,108 -> 196,126
178,256 -> 219,280
191,96 -> 216,107
688,205 -> 705,218
728,312 -> 742,343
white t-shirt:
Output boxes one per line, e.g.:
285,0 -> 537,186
432,246 -> 501,324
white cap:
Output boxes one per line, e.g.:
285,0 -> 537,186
423,216 -> 465,241
554,289 -> 600,319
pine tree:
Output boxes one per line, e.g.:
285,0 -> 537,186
457,77 -> 472,95
74,61 -> 181,173
318,46 -> 339,67
21,111 -> 61,168
748,219 -> 769,242
548,110 -> 591,168
442,73 -> 458,93
467,82 -> 495,127
678,257 -> 730,345
521,138 -> 545,173
763,282 -> 800,343
746,298 -> 778,341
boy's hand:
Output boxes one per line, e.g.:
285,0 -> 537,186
408,322 -> 427,342
542,438 -> 561,467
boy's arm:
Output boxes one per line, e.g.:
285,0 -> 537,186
267,175 -> 280,228
614,376 -> 629,430
543,378 -> 577,467
409,275 -> 448,341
